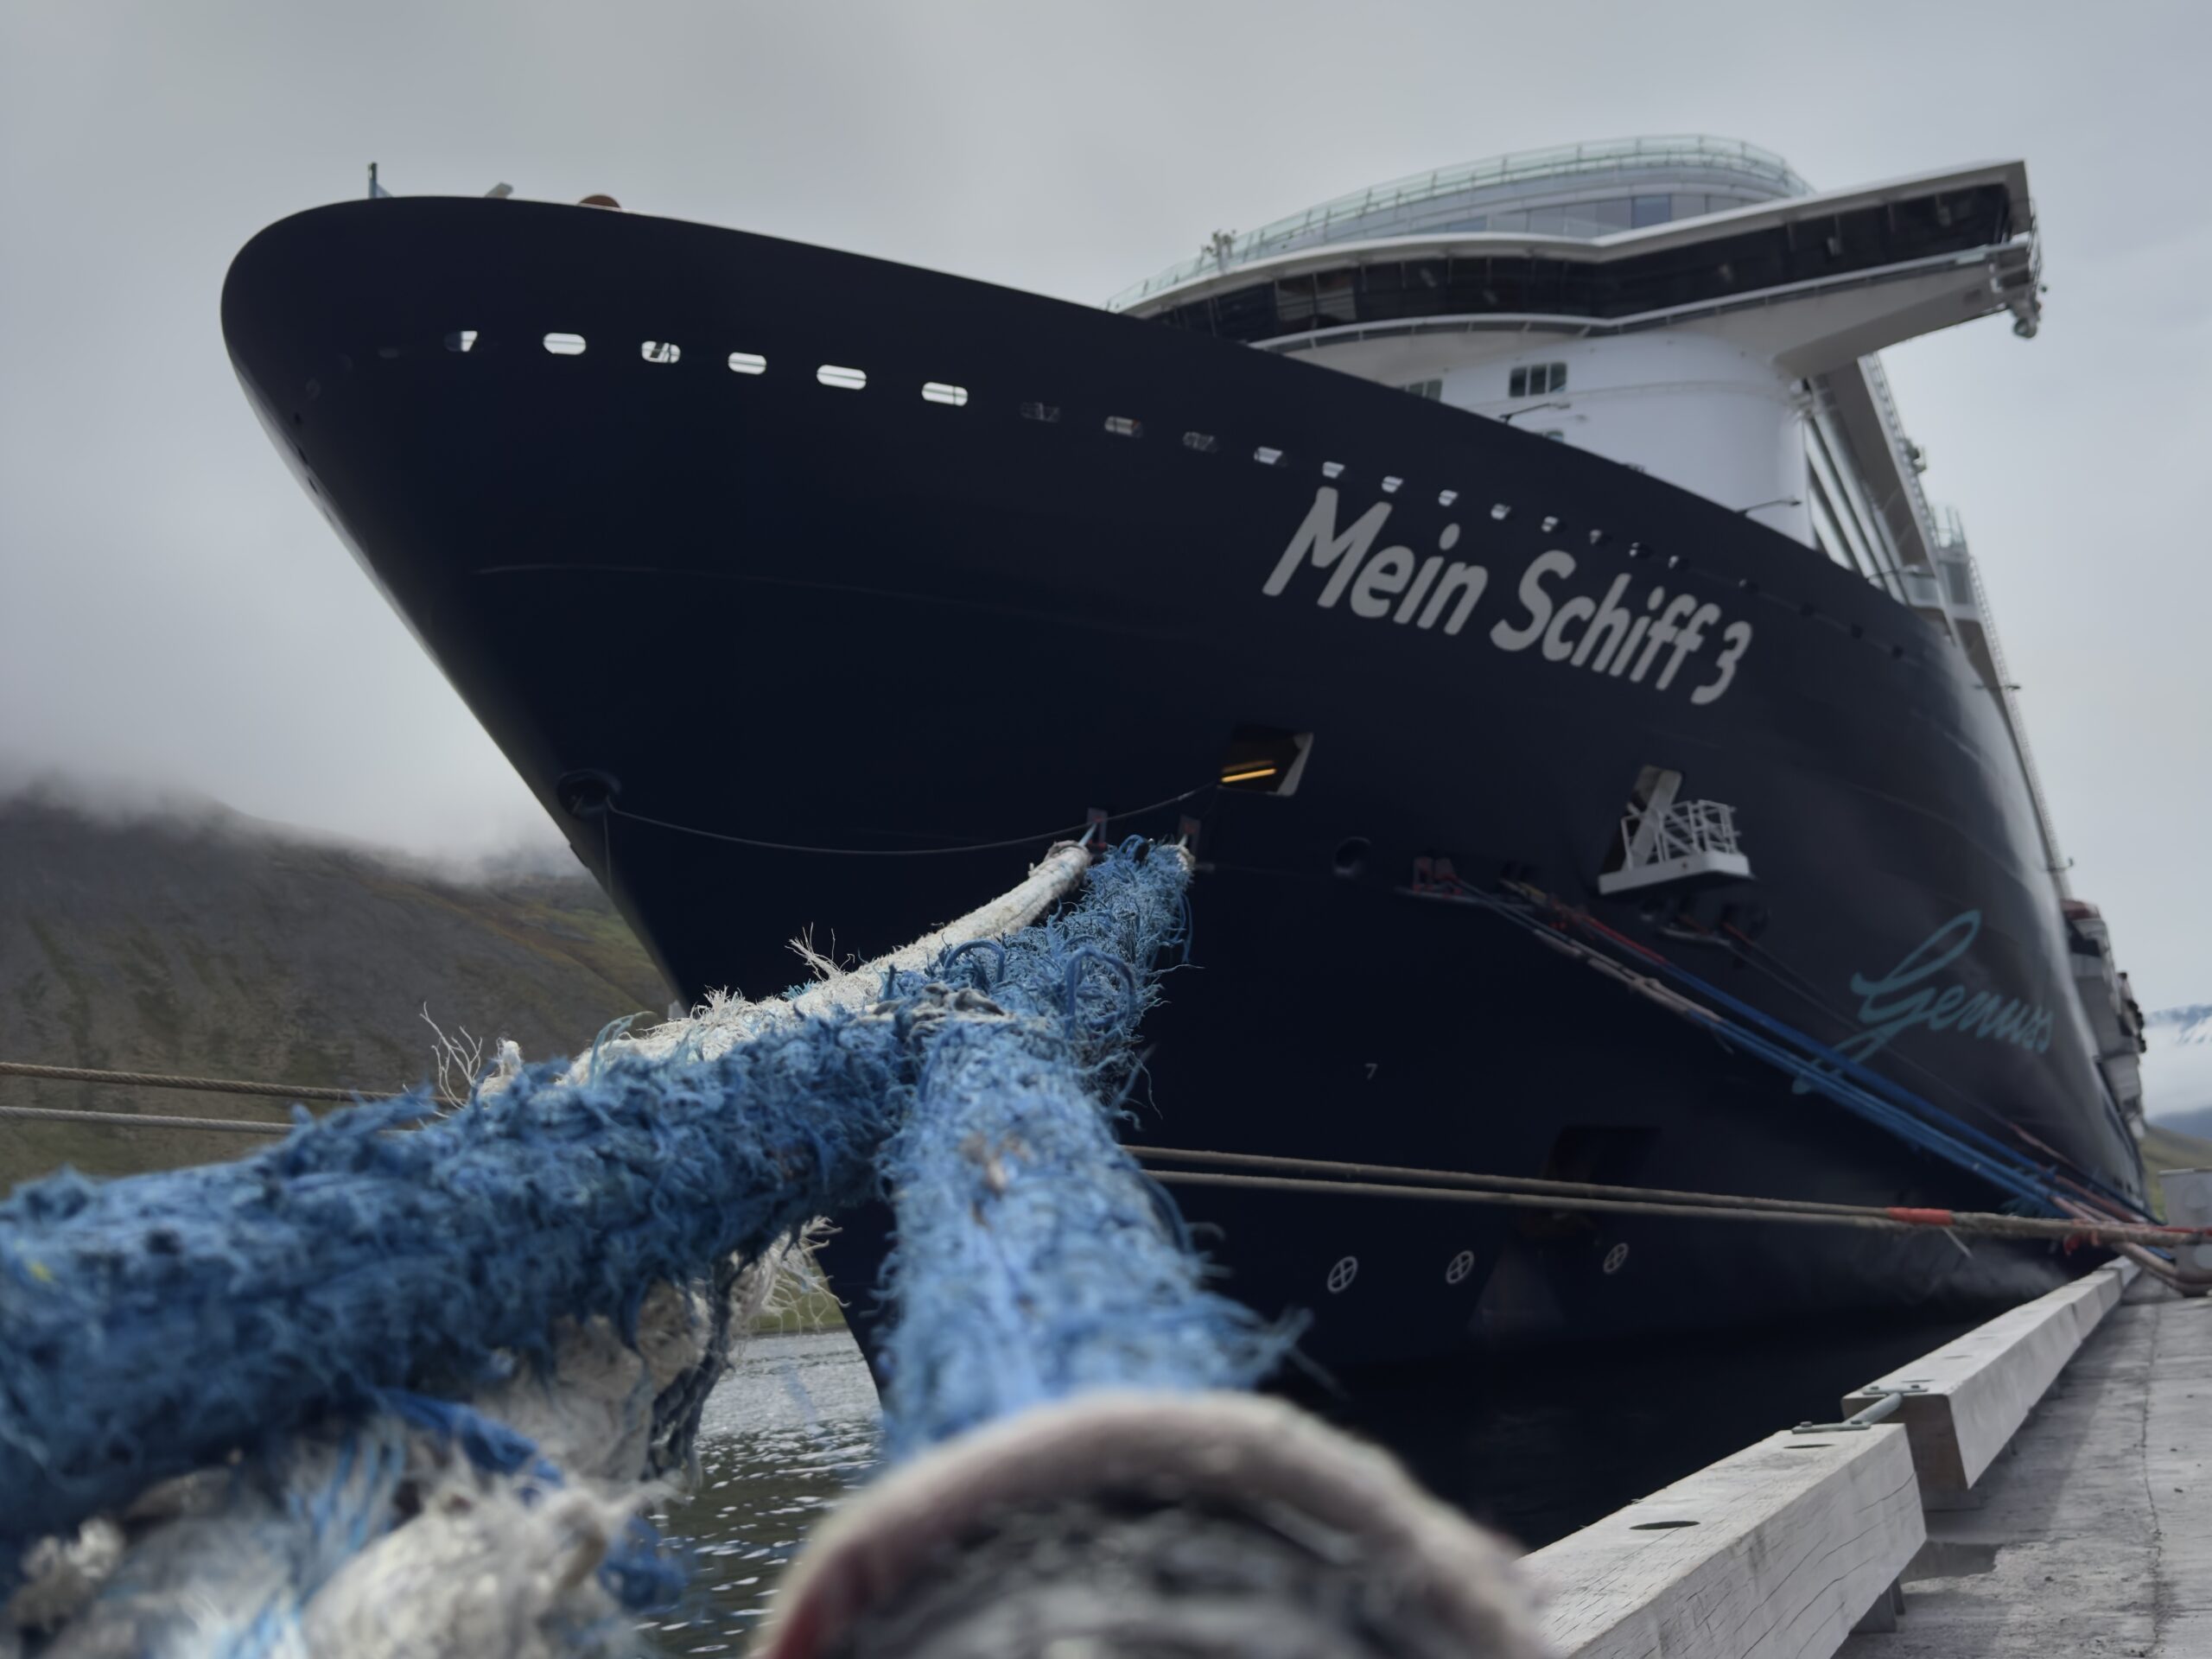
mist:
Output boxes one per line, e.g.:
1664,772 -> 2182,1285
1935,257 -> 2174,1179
3,0 -> 2208,1000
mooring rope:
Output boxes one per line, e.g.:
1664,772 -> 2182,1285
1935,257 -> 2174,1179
0,1059 -> 393,1103
1133,1142 -> 1938,1220
1416,874 -> 2155,1227
18,1101 -> 2195,1246
0,849 -> 1163,1586
0,845 -> 1109,1114
0,1104 -> 292,1135
604,781 -> 1214,858
10,837 -> 1536,1659
867,848 -> 1293,1459
1146,1166 -> 2209,1250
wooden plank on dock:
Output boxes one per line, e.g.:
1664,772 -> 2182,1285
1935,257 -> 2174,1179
1833,1284 -> 2209,1658
1840,1261 -> 2134,1504
1524,1423 -> 1923,1659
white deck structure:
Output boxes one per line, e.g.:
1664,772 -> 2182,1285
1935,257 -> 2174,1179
1116,137 -> 2072,903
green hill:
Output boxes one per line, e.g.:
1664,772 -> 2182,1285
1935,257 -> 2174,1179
2141,1120 -> 2212,1217
2151,1105 -> 2212,1144
0,792 -> 671,1190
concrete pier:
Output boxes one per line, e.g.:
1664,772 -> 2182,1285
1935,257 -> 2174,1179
1838,1281 -> 2211,1658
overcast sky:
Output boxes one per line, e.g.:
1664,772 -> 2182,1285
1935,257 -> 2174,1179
3,1 -> 2208,1014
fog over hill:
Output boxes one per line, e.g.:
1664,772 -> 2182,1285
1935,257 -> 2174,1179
0,781 -> 670,1185
2143,1003 -> 2212,1142
11,769 -> 2210,1199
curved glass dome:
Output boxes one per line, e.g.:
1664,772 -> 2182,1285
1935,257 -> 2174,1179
1109,136 -> 1812,311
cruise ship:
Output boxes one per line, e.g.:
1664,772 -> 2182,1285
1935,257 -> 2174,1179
220,136 -> 2149,1364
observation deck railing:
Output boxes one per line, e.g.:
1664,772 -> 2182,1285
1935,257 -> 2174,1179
1107,136 -> 1811,311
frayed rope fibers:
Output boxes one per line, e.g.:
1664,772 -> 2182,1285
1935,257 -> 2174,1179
872,846 -> 1299,1459
0,842 -> 1211,1599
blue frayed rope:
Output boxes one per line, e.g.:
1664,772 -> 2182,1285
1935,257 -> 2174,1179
872,846 -> 1296,1457
0,841 -> 1268,1611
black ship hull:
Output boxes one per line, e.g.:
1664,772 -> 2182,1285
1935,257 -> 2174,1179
221,199 -> 2142,1367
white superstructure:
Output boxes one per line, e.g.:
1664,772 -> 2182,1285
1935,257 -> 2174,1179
1116,135 -> 2068,888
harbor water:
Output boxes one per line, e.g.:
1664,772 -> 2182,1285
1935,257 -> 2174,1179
639,1308 -> 1986,1653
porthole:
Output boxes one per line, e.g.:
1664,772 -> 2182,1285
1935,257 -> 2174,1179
728,352 -> 767,375
543,333 -> 587,356
922,381 -> 969,406
817,364 -> 867,391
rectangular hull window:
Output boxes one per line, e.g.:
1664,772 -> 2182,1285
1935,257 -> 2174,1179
1219,725 -> 1313,796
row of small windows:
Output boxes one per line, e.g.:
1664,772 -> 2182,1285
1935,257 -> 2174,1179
1398,368 -> 1566,404
435,332 -> 1591,537
422,327 -> 1893,654
419,326 -> 1908,658
1160,185 -> 2012,346
1017,397 -> 1534,517
1509,362 -> 1567,397
511,330 -> 1571,424
470,331 -> 969,404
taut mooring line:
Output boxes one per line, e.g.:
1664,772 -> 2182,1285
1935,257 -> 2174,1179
0,1059 -> 396,1103
0,1104 -> 292,1135
1147,1163 -> 2210,1250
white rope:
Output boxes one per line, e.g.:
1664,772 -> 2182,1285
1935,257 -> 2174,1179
551,840 -> 1095,1078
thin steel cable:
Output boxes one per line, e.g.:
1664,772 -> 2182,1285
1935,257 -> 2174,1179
1147,1167 -> 2205,1249
1695,915 -> 2083,1164
1445,879 -> 2150,1223
0,1105 -> 292,1136
0,1061 -> 400,1103
604,783 -> 1214,858
1129,1143 -> 1926,1220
